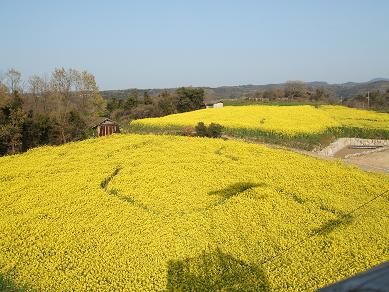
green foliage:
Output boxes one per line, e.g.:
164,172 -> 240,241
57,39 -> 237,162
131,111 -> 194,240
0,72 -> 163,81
194,122 -> 223,138
176,87 -> 205,113
345,89 -> 389,111
143,90 -> 153,105
0,93 -> 26,154
21,114 -> 60,151
124,90 -> 139,110
0,68 -> 107,156
194,122 -> 208,137
207,123 -> 223,138
107,87 -> 205,126
107,97 -> 125,112
157,91 -> 177,116
67,111 -> 88,141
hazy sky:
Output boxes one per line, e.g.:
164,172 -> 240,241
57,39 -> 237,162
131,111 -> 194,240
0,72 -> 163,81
1,0 -> 389,90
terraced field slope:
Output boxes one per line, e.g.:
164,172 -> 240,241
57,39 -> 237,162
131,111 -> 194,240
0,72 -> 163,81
131,105 -> 389,148
0,134 -> 388,291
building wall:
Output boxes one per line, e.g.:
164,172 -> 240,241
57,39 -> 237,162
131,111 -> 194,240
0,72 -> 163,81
97,124 -> 119,137
206,103 -> 224,109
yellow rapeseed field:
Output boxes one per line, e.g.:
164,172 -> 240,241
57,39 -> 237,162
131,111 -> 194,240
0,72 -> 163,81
0,134 -> 388,291
131,105 -> 389,136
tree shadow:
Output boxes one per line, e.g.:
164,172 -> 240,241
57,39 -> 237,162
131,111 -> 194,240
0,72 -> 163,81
312,214 -> 353,236
166,248 -> 271,291
208,182 -> 265,200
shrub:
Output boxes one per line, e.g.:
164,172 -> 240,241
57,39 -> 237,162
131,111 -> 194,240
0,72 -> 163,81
195,122 -> 208,137
207,123 -> 223,138
195,122 -> 223,138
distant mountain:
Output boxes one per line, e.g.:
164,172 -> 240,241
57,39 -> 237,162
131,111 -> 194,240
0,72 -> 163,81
100,79 -> 389,100
367,78 -> 389,83
330,80 -> 389,98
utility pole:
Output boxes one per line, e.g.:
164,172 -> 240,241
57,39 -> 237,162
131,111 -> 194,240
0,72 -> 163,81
367,91 -> 370,108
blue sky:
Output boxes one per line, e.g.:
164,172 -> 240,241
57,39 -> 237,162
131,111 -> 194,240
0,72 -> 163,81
1,0 -> 389,90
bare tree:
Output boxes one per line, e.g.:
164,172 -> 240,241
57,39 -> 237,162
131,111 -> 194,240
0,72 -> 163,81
50,68 -> 73,143
79,70 -> 106,117
28,74 -> 48,112
285,80 -> 306,100
4,68 -> 22,94
47,67 -> 106,143
1,67 -> 108,155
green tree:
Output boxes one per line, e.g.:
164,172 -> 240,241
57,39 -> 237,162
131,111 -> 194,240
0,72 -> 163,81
157,91 -> 177,116
176,87 -> 205,113
125,90 -> 139,110
67,111 -> 87,141
194,122 -> 223,138
143,90 -> 153,105
195,122 -> 208,137
0,92 -> 26,154
21,114 -> 58,151
207,123 -> 223,138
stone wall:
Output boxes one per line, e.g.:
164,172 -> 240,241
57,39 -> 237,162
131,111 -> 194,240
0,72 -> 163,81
318,138 -> 389,157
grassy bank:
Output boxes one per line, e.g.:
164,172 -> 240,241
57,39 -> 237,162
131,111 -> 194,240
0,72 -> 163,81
128,123 -> 389,150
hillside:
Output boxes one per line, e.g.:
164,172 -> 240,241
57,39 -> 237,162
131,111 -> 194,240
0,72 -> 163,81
100,79 -> 389,100
131,105 -> 389,149
0,134 -> 388,291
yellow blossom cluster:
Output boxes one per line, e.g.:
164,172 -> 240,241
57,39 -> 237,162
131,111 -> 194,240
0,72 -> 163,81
131,105 -> 389,136
0,134 -> 388,291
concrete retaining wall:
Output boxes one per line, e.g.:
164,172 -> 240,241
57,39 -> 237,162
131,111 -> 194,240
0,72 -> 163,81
344,146 -> 389,159
318,138 -> 389,157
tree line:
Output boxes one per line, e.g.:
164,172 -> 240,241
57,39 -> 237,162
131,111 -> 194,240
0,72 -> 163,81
106,87 -> 205,123
241,80 -> 389,110
343,90 -> 389,111
0,68 -> 206,156
243,81 -> 337,103
0,68 -> 106,155
3,70 -> 386,156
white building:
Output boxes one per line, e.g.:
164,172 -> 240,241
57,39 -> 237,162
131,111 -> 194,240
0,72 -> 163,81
205,102 -> 224,109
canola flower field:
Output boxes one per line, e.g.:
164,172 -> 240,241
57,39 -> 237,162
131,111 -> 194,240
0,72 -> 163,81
0,134 -> 388,291
130,105 -> 389,147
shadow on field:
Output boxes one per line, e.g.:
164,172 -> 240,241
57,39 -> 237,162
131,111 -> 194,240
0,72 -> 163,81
312,214 -> 353,236
166,248 -> 271,291
208,182 -> 265,200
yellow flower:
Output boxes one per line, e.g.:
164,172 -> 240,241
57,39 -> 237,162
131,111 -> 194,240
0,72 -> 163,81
0,134 -> 388,291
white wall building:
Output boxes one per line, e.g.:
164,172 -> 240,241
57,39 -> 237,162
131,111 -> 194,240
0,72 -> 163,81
205,102 -> 224,109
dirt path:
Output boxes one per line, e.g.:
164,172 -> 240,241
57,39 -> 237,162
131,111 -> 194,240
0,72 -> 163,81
344,150 -> 389,174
